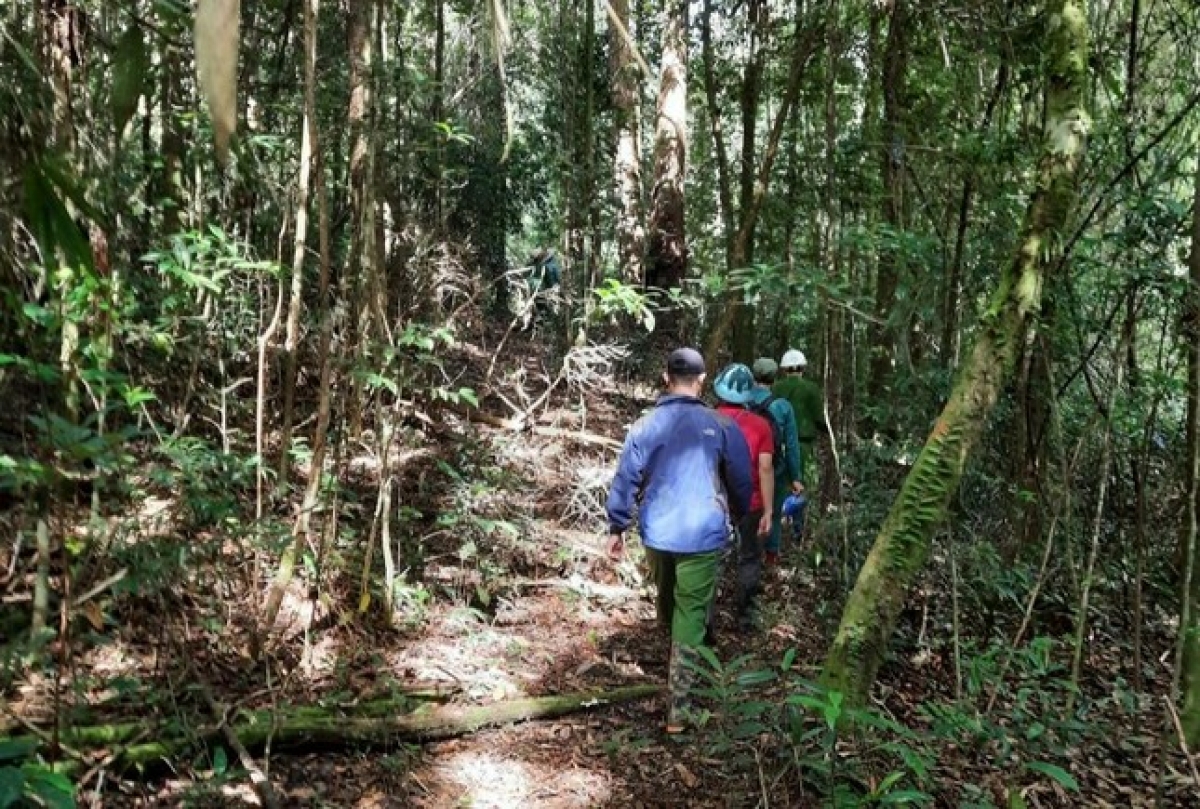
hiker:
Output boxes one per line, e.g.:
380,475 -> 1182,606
772,349 -> 827,532
712,363 -> 775,633
749,357 -> 804,568
606,347 -> 754,733
520,248 -> 562,330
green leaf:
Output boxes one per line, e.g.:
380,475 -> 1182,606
877,770 -> 907,793
734,669 -> 777,687
23,767 -> 75,809
879,790 -> 932,805
21,160 -> 93,274
212,745 -> 228,775
0,767 -> 25,808
112,23 -> 148,134
780,647 -> 796,671
1024,761 -> 1078,792
0,739 -> 36,764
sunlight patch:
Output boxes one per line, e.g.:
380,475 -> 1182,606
437,749 -> 610,808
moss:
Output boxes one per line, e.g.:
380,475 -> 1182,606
820,0 -> 1091,709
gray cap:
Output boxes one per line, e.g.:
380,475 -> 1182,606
752,357 -> 778,381
667,347 -> 706,376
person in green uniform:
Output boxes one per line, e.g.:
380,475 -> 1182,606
749,358 -> 804,567
772,349 -> 827,531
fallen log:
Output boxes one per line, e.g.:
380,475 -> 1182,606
12,684 -> 662,771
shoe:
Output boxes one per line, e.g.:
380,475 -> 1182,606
666,700 -> 689,734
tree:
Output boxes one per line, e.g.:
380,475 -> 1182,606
865,0 -> 908,409
821,0 -> 1091,706
645,0 -> 688,301
1180,143 -> 1200,745
609,0 -> 645,285
702,0 -> 820,361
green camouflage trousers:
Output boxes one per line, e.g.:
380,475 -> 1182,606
645,547 -> 720,726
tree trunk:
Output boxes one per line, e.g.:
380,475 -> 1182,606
276,0 -> 319,489
728,0 -> 768,361
942,61 -> 1008,366
865,0 -> 908,409
645,0 -> 688,303
611,0 -> 644,285
261,0 -> 320,631
431,0 -> 445,229
159,15 -> 185,237
1179,142 -> 1200,745
43,0 -> 75,148
699,0 -> 734,254
579,0 -> 598,335
819,0 -> 843,502
820,0 -> 1090,707
342,0 -> 375,437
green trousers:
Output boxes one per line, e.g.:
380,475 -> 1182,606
644,547 -> 721,647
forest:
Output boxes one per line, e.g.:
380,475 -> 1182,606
2,0 -> 1200,805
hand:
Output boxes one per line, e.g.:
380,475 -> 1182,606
757,512 -> 772,537
606,534 -> 625,560
792,480 -> 805,495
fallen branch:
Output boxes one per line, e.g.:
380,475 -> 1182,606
1166,697 -> 1200,793
468,410 -> 622,449
71,568 -> 128,609
200,685 -> 281,809
516,576 -> 642,603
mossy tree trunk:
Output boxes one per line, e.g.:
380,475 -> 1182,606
10,686 -> 662,771
821,0 -> 1091,707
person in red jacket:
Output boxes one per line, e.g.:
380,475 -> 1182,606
712,363 -> 775,632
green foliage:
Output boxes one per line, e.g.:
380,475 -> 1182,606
362,323 -> 463,404
590,279 -> 655,332
154,436 -> 256,530
0,740 -> 76,809
681,650 -> 935,806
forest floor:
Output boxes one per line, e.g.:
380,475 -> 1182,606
3,326 -> 1198,807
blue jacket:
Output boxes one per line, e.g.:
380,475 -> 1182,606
750,388 -> 804,485
607,395 -> 754,553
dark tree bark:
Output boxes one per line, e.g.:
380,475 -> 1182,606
866,0 -> 909,409
1180,141 -> 1200,746
728,0 -> 768,361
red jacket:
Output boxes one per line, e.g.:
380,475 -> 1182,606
717,404 -> 773,512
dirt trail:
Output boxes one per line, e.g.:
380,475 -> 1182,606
375,399 -> 826,809
40,339 -> 827,808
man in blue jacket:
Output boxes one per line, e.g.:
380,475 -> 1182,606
607,347 -> 754,733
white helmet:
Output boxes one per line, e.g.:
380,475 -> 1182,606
781,349 -> 807,370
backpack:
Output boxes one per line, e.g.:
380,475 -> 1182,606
747,395 -> 785,466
